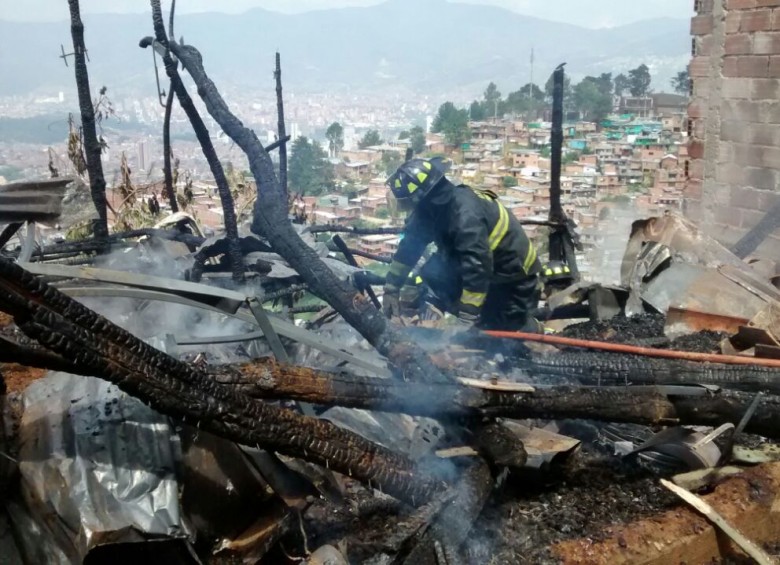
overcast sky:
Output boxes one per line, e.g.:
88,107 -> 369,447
0,0 -> 693,29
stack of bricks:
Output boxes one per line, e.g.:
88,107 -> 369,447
687,0 -> 780,258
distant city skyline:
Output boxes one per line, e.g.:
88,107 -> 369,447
1,0 -> 692,29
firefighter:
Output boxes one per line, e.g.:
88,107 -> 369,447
382,158 -> 542,332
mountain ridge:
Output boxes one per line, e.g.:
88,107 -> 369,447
0,1 -> 690,98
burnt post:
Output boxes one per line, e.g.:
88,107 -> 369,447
66,0 -> 109,239
547,63 -> 579,276
274,52 -> 288,197
549,63 -> 565,226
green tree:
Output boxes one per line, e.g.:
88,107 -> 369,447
502,176 -> 518,188
358,129 -> 383,149
671,69 -> 690,95
408,125 -> 426,155
381,150 -> 403,175
325,122 -> 344,157
483,81 -> 502,118
431,101 -> 470,146
574,78 -> 613,123
614,73 -> 630,97
469,100 -> 487,120
289,136 -> 334,196
628,64 -> 652,97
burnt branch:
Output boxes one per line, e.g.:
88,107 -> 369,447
162,85 -> 178,213
143,13 -> 243,281
0,258 -> 445,504
67,0 -> 108,239
274,52 -> 288,197
154,4 -> 449,384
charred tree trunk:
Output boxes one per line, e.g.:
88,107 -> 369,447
162,86 -> 178,213
152,4 -> 448,384
67,0 -> 108,239
274,52 -> 288,197
142,17 -> 243,281
523,350 -> 780,395
217,359 -> 780,439
0,257 -> 444,505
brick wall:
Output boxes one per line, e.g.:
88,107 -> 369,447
687,0 -> 780,257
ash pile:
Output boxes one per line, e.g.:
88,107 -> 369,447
2,204 -> 780,565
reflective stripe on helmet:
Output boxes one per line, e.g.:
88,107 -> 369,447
423,161 -> 432,170
460,289 -> 487,308
407,182 -> 418,193
488,202 -> 509,251
417,172 -> 428,183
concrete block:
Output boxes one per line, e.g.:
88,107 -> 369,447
750,77 -> 780,98
690,56 -> 712,77
757,0 -> 780,7
724,55 -> 769,77
753,31 -> 780,53
721,99 -> 761,122
741,9 -> 773,32
714,206 -> 743,227
726,12 -> 742,34
769,55 -> 780,76
691,14 -> 714,35
747,167 -> 780,190
726,0 -> 756,8
729,185 -> 763,209
725,33 -> 753,54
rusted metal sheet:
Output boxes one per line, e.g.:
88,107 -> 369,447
0,178 -> 71,223
666,306 -> 748,336
551,462 -> 780,564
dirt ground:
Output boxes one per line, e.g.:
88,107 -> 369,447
0,313 -> 47,394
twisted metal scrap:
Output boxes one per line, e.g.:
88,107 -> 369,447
0,258 -> 445,505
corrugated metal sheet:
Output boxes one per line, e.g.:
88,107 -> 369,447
0,178 -> 71,223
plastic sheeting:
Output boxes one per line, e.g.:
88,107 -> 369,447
10,372 -> 188,563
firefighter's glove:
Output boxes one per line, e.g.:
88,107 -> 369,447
383,283 -> 402,320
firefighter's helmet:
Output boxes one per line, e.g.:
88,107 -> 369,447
541,260 -> 573,284
387,157 -> 449,205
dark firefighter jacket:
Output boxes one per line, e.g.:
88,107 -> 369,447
386,181 -> 540,312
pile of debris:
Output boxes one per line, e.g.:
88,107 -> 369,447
2,206 -> 780,564
3,4 -> 780,562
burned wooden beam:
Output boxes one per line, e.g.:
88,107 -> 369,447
0,257 -> 445,505
216,359 -> 780,438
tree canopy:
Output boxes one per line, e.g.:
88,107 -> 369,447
614,73 -> 630,97
573,76 -> 613,123
288,136 -> 334,196
671,69 -> 690,96
408,125 -> 426,155
628,64 -> 652,97
358,129 -> 383,149
325,122 -> 344,157
431,101 -> 470,146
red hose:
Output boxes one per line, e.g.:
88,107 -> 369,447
483,330 -> 780,369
